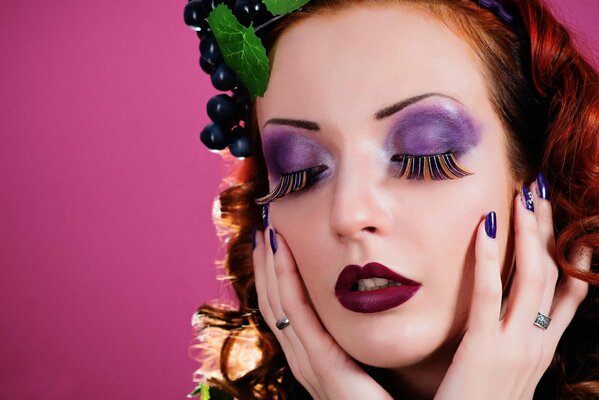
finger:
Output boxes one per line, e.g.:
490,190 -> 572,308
256,226 -> 320,397
532,173 -> 556,256
264,227 -> 325,398
272,231 -> 327,343
259,205 -> 285,325
255,228 -> 298,362
549,244 -> 592,334
529,176 -> 559,321
504,188 -> 546,329
253,228 -> 277,327
468,211 -> 502,331
263,228 -> 286,321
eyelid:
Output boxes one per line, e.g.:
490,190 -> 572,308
255,165 -> 328,205
391,152 -> 472,180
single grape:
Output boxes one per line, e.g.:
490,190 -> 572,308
233,0 -> 262,27
199,33 -> 223,65
192,19 -> 211,39
229,126 -> 252,158
200,122 -> 230,150
183,0 -> 212,29
252,2 -> 274,27
211,63 -> 237,91
207,94 -> 238,125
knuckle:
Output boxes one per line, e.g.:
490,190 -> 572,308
272,261 -> 285,278
273,261 -> 291,280
536,204 -> 553,226
481,246 -> 499,263
476,281 -> 502,303
279,296 -> 293,313
521,266 -> 545,291
570,281 -> 589,304
546,265 -> 559,287
515,214 -> 539,237
257,296 -> 269,314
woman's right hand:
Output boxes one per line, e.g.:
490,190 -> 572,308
253,217 -> 393,400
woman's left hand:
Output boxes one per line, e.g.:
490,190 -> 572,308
434,177 -> 592,400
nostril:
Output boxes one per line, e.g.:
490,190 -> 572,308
364,226 -> 377,233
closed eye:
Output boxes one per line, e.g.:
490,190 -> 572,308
391,152 -> 472,180
255,165 -> 328,205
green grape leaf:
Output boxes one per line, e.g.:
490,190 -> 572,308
201,384 -> 211,400
187,383 -> 233,400
207,4 -> 270,98
187,383 -> 206,398
262,0 -> 311,15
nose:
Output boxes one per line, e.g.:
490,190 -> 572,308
328,156 -> 392,240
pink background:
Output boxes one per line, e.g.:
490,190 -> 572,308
0,1 -> 597,399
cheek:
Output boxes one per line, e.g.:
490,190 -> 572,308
269,199 -> 334,294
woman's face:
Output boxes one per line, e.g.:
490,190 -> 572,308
255,4 -> 517,369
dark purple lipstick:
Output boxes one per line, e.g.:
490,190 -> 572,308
335,262 -> 421,313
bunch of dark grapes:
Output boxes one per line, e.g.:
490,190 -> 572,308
184,0 -> 274,158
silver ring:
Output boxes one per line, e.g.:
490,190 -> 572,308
276,316 -> 290,330
534,312 -> 551,330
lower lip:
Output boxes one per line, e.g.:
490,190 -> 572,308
337,285 -> 420,313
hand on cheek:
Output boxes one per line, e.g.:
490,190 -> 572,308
252,205 -> 393,400
435,174 -> 590,400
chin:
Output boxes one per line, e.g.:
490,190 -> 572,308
349,336 -> 441,369
326,309 -> 466,370
358,349 -> 434,370
329,320 -> 442,368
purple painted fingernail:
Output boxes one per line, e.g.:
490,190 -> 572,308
522,185 -> 535,212
485,211 -> 497,239
251,225 -> 257,249
262,203 -> 270,229
536,172 -> 550,200
269,228 -> 277,254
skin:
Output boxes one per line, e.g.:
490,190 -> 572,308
258,2 -> 513,375
252,4 -> 590,399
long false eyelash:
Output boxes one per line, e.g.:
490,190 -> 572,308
391,152 -> 472,180
255,165 -> 328,205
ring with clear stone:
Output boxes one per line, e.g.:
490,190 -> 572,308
533,312 -> 551,330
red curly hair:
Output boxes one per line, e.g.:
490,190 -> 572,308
192,0 -> 599,398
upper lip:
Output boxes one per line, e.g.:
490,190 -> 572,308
334,262 -> 421,295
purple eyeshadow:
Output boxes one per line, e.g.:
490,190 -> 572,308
261,130 -> 332,180
384,101 -> 481,156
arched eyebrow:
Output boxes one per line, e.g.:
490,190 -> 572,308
373,93 -> 460,120
263,118 -> 319,131
262,92 -> 460,131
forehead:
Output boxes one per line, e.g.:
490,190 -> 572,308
255,4 -> 488,131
